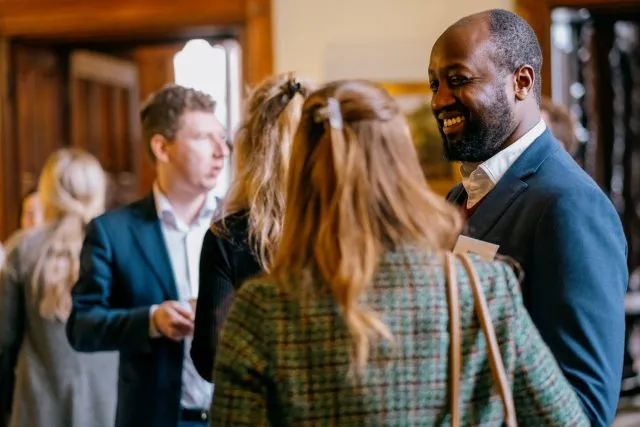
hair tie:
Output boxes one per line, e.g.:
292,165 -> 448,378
313,98 -> 343,130
286,80 -> 301,98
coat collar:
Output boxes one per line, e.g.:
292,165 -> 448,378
129,193 -> 178,300
448,129 -> 560,239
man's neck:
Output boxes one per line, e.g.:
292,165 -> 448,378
156,178 -> 206,226
460,112 -> 542,176
501,111 -> 542,151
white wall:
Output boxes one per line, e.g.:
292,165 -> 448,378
272,0 -> 513,83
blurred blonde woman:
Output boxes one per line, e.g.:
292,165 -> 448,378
211,80 -> 588,426
19,188 -> 44,231
0,148 -> 117,427
191,71 -> 314,381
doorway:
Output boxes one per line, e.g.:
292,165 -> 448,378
0,0 -> 273,241
5,34 -> 242,237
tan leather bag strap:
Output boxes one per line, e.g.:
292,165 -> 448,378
458,253 -> 517,427
444,253 -> 461,427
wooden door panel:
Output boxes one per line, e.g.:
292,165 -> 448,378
69,49 -> 140,208
14,46 -> 65,194
0,38 -> 11,241
0,44 -> 68,239
0,44 -> 65,239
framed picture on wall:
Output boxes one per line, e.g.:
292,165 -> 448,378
378,82 -> 461,196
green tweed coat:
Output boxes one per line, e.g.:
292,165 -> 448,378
211,249 -> 588,426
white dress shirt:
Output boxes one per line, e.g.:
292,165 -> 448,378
151,183 -> 216,410
461,119 -> 547,208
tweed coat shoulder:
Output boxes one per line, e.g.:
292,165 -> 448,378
211,248 -> 588,426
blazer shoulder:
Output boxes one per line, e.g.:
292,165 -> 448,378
4,226 -> 41,252
534,150 -> 602,194
2,226 -> 51,274
518,160 -> 607,217
93,196 -> 153,230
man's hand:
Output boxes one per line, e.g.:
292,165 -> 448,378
151,301 -> 194,341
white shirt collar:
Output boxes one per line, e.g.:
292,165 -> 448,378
152,182 -> 217,231
461,119 -> 546,208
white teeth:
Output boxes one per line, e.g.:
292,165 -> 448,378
444,116 -> 464,127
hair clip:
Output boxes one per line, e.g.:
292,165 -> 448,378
326,98 -> 343,130
286,80 -> 301,98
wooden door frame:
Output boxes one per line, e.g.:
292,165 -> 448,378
515,0 -> 640,98
0,38 -> 15,243
0,0 -> 272,240
0,0 -> 272,86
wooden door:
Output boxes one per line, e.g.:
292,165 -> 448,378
69,49 -> 140,209
14,46 -> 65,193
0,44 -> 66,239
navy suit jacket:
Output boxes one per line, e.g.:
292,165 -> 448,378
448,129 -> 628,426
67,194 -> 185,427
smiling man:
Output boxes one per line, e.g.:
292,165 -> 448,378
429,9 -> 627,426
66,84 -> 230,427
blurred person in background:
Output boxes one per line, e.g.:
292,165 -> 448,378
0,148 -> 117,427
18,188 -> 44,231
540,96 -> 582,164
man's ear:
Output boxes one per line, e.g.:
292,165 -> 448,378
513,65 -> 535,101
150,134 -> 170,163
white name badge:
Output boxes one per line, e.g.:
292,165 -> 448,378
453,235 -> 499,261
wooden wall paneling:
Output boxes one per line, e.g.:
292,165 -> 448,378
69,50 -> 140,208
131,44 -> 182,195
98,84 -> 113,167
242,0 -> 273,87
86,81 -> 101,154
0,38 -> 14,241
122,84 -> 141,206
0,0 -> 246,39
0,0 -> 272,98
111,87 -> 127,173
7,45 -> 66,240
132,45 -> 179,102
515,0 -> 553,97
0,0 -> 273,225
69,79 -> 86,151
14,46 -> 65,193
0,44 -> 66,240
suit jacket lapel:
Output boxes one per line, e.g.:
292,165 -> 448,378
129,193 -> 178,300
454,129 -> 559,240
467,179 -> 528,239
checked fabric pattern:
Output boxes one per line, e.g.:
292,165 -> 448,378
211,248 -> 588,426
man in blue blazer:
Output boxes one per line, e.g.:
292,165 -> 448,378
67,85 -> 229,427
429,10 -> 627,426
